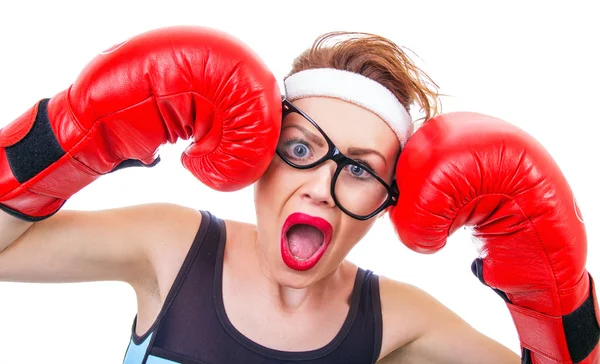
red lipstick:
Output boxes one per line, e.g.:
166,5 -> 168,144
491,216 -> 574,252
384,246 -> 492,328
281,212 -> 333,271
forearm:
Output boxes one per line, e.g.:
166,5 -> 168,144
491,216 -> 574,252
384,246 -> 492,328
0,209 -> 33,253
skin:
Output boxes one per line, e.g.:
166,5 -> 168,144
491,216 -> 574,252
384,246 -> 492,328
230,96 -> 519,362
0,96 -> 520,363
253,96 -> 398,292
217,96 -> 400,352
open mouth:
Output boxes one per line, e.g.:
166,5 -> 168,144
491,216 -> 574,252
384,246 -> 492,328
280,212 -> 333,271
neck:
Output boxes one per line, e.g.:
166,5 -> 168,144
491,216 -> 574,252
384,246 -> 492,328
249,228 -> 352,312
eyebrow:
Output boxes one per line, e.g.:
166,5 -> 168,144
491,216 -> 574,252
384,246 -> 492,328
347,147 -> 388,167
282,124 -> 326,148
282,124 -> 388,167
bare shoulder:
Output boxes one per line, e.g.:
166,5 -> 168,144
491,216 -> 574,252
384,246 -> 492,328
142,203 -> 205,296
221,217 -> 258,259
222,218 -> 257,238
150,210 -> 255,295
377,276 -> 519,363
377,276 -> 459,360
133,206 -> 257,336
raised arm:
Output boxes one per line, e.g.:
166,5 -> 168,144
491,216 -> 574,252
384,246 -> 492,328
377,277 -> 519,364
0,25 -> 281,285
391,112 -> 600,363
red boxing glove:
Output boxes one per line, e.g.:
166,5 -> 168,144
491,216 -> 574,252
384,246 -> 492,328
391,112 -> 600,363
0,26 -> 281,221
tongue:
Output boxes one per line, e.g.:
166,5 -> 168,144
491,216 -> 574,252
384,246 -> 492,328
287,224 -> 324,260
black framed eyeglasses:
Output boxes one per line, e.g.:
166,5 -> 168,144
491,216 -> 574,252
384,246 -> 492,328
276,99 -> 398,220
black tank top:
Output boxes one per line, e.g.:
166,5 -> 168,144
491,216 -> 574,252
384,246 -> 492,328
125,210 -> 383,363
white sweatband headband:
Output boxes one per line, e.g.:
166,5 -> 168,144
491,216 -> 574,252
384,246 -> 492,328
284,68 -> 413,147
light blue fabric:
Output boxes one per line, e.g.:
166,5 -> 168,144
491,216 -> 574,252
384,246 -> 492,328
122,333 -> 180,364
123,333 -> 152,364
146,355 -> 179,363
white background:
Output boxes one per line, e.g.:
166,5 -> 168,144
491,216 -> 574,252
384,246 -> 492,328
0,0 -> 598,362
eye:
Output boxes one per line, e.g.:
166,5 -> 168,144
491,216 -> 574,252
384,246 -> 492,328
283,138 -> 313,161
348,164 -> 366,177
345,160 -> 376,180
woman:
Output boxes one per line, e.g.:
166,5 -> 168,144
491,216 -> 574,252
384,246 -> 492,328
0,26 -> 596,364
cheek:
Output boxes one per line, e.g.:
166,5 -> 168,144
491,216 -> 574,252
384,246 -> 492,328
254,159 -> 301,259
255,158 -> 286,205
254,157 -> 299,223
331,218 -> 376,257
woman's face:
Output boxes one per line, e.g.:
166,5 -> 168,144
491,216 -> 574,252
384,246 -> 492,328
254,97 -> 400,288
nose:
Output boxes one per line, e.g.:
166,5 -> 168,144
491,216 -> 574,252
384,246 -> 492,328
301,160 -> 337,208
